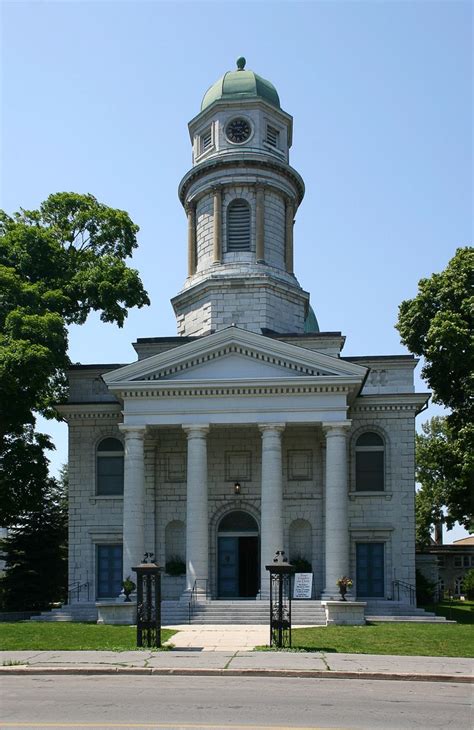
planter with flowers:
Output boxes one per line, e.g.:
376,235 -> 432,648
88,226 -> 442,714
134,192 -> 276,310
336,576 -> 353,602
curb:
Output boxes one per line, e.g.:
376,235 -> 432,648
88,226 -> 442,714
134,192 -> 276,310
0,666 -> 472,683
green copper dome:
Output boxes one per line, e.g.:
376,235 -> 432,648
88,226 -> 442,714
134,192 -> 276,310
201,57 -> 280,112
304,305 -> 320,334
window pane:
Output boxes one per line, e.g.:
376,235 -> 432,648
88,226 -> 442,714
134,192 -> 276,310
357,432 -> 383,447
98,438 -> 123,452
356,451 -> 384,491
97,456 -> 124,495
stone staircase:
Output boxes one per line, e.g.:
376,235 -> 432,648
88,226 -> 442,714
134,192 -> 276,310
31,603 -> 99,623
185,600 -> 326,625
364,600 -> 451,623
29,599 -> 451,624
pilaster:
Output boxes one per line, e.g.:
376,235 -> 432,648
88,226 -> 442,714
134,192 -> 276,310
187,203 -> 197,276
212,187 -> 222,263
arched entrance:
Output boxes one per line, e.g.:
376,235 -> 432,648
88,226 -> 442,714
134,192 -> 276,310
217,511 -> 259,598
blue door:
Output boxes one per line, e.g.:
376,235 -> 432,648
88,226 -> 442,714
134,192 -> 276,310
218,537 -> 238,597
356,543 -> 384,597
97,544 -> 122,599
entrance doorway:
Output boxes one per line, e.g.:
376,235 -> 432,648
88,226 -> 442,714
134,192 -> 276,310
356,542 -> 385,598
217,511 -> 259,598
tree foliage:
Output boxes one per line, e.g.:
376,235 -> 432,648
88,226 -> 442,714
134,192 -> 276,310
0,193 -> 149,524
397,247 -> 473,422
397,248 -> 474,537
0,471 -> 68,611
415,417 -> 472,544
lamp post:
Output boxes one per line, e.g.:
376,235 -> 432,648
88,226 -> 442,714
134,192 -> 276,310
265,550 -> 295,648
132,552 -> 162,648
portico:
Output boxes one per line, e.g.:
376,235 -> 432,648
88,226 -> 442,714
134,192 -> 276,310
103,327 -> 366,602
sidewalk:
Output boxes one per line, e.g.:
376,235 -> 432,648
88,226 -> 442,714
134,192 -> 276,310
1,625 -> 472,682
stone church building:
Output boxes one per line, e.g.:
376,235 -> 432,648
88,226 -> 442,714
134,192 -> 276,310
59,60 -> 428,619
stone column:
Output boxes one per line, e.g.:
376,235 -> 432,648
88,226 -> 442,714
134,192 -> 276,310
183,425 -> 209,594
322,422 -> 351,600
212,187 -> 222,263
259,424 -> 285,598
187,202 -> 196,276
119,425 -> 146,583
285,198 -> 294,274
256,185 -> 265,262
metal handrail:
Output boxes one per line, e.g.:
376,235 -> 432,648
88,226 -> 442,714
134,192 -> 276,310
188,578 -> 208,623
67,581 -> 90,604
392,579 -> 416,606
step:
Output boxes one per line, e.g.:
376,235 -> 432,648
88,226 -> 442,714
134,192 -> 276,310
366,615 -> 453,623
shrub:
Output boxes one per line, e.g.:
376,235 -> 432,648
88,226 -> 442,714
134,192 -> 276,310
165,556 -> 186,576
416,568 -> 437,605
461,568 -> 474,599
290,555 -> 312,572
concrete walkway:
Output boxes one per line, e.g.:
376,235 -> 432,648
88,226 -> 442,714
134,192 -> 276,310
166,623 -> 270,650
1,621 -> 472,683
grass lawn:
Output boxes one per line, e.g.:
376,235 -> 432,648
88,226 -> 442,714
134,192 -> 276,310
0,622 -> 176,651
421,599 -> 474,624
285,622 -> 474,657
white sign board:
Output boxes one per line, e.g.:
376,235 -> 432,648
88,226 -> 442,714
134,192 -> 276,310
293,572 -> 313,599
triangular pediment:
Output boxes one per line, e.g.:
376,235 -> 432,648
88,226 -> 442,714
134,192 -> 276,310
103,327 -> 367,387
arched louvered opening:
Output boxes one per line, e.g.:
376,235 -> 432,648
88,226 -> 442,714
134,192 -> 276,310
227,199 -> 251,251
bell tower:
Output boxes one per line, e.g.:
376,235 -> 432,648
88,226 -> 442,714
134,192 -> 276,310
171,58 -> 311,336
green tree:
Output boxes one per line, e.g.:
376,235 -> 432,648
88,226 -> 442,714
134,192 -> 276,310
0,193 -> 149,524
415,417 -> 472,545
397,248 -> 474,535
0,470 -> 68,611
462,569 -> 474,600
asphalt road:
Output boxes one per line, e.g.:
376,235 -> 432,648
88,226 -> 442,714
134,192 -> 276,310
0,676 -> 472,730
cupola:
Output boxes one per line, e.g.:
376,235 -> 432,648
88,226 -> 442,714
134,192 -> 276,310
172,59 -> 312,338
201,57 -> 280,111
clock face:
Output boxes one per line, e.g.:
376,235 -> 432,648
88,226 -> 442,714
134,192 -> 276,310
226,118 -> 251,144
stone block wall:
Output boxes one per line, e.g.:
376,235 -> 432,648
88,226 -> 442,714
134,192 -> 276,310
347,405 -> 417,597
66,402 -> 417,604
67,416 -> 124,601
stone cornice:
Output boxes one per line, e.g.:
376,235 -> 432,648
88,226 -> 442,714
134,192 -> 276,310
107,379 -> 357,400
178,154 -> 305,206
55,403 -> 122,421
351,393 -> 430,414
171,272 -> 309,312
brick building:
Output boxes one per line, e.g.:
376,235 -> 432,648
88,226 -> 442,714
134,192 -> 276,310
59,60 -> 429,619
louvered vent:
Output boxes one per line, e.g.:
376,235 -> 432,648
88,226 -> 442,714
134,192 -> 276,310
201,127 -> 212,153
227,200 -> 251,251
266,125 -> 280,148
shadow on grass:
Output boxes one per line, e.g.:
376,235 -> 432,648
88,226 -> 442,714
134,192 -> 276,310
255,645 -> 339,652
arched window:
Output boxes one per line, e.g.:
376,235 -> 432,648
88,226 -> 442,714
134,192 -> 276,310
355,432 -> 384,491
96,438 -> 124,495
227,199 -> 251,251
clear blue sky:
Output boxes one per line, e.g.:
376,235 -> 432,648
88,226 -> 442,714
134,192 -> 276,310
2,1 -> 472,541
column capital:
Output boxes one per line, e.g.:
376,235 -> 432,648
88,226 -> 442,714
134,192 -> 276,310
322,421 -> 352,437
183,424 -> 210,439
118,425 -> 146,439
258,423 -> 286,435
